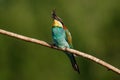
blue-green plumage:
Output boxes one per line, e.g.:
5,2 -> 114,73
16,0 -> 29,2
52,27 -> 69,48
52,10 -> 80,73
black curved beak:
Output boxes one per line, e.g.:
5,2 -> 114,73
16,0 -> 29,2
52,9 -> 57,19
51,9 -> 63,24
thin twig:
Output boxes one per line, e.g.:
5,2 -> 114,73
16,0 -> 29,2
0,29 -> 120,75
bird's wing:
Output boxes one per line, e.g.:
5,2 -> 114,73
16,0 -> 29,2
63,25 -> 73,48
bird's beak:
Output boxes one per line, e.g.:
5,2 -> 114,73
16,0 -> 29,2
52,9 -> 57,19
51,9 -> 63,25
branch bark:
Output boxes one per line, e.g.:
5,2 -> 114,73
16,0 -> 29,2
0,29 -> 120,75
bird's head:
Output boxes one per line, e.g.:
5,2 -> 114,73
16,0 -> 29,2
52,9 -> 63,28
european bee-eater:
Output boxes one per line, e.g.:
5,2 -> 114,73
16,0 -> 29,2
51,10 -> 80,73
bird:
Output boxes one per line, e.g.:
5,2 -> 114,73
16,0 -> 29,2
51,10 -> 80,73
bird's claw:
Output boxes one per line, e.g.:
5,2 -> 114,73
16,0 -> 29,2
50,43 -> 56,48
64,47 -> 68,52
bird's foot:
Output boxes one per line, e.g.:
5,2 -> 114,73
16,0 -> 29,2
50,43 -> 57,48
64,47 -> 68,52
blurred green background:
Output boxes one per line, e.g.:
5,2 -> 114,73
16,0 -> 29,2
0,0 -> 120,80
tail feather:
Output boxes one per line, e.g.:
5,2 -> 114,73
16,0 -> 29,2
66,53 -> 80,73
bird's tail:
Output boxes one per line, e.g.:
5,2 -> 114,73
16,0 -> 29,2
66,53 -> 80,73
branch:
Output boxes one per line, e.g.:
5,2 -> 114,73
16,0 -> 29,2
0,29 -> 120,75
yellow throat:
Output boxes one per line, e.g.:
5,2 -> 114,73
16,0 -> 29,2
52,19 -> 63,27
